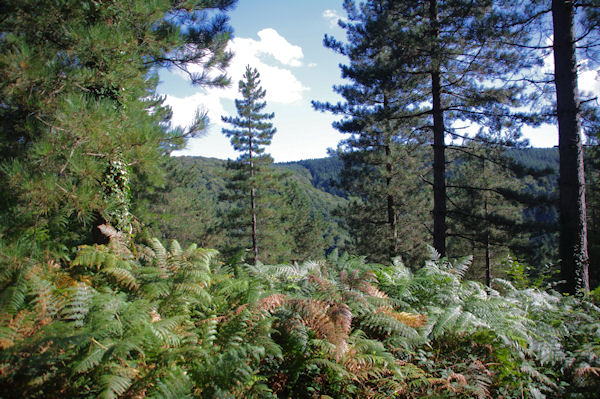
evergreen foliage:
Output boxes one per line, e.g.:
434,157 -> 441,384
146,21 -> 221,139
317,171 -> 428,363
313,0 -> 432,264
221,65 -> 278,263
447,141 -> 529,286
0,0 -> 236,255
221,67 -> 330,263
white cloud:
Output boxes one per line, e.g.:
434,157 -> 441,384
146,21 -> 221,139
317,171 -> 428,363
255,28 -> 304,67
578,61 -> 600,98
163,93 -> 226,130
323,9 -> 345,29
174,28 -> 308,106
224,29 -> 308,104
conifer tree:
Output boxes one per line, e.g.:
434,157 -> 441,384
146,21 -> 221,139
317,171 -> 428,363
222,65 -> 277,263
510,0 -> 600,291
0,0 -> 236,256
314,0 -> 431,263
317,0 -> 531,260
447,140 -> 529,287
375,0 -> 531,256
281,181 -> 327,261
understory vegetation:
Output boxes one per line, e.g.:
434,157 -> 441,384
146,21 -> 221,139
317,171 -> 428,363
1,231 -> 599,398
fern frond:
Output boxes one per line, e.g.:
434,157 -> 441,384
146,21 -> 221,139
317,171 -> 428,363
169,240 -> 182,257
427,245 -> 441,261
255,293 -> 286,314
191,248 -> 219,274
149,316 -> 185,347
73,345 -> 106,373
430,305 -> 463,339
61,283 -> 93,327
150,238 -> 168,270
103,267 -> 138,290
451,255 -> 472,279
99,371 -> 133,399
183,243 -> 198,257
378,308 -> 427,329
149,366 -> 192,399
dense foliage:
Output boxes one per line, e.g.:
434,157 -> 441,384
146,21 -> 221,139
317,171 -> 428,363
0,0 -> 235,257
2,232 -> 599,398
1,0 -> 600,397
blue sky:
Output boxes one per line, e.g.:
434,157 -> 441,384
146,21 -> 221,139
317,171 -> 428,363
158,1 -> 599,162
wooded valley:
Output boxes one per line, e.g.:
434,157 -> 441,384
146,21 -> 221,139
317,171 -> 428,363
1,1 -> 599,398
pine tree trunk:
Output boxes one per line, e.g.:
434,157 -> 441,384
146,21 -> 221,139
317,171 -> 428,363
484,196 -> 491,288
483,158 -> 491,288
384,93 -> 398,259
249,134 -> 259,263
552,0 -> 589,293
430,0 -> 447,257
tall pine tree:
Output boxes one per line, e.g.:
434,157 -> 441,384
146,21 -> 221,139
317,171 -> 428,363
552,0 -> 590,292
383,0 -> 532,256
510,0 -> 600,291
221,65 -> 277,263
314,0 -> 431,263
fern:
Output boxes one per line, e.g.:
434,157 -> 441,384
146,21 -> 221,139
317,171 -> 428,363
148,366 -> 193,399
99,371 -> 133,399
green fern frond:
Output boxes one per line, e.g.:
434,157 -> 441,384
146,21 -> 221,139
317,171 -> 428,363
192,248 -> 219,273
149,366 -> 193,399
174,282 -> 207,297
99,372 -> 133,399
149,316 -> 185,347
427,245 -> 441,261
73,346 -> 106,373
150,238 -> 168,270
429,305 -> 463,339
61,283 -> 93,327
183,243 -> 198,257
103,267 -> 138,290
451,255 -> 472,279
169,240 -> 182,257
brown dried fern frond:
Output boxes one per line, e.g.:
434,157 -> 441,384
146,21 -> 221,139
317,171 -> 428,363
308,273 -> 335,292
359,282 -> 389,299
575,365 -> 600,378
448,372 -> 468,387
255,293 -> 286,314
376,307 -> 427,328
289,299 -> 351,360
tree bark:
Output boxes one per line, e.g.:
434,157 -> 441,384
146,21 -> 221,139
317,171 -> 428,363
484,195 -> 491,288
384,92 -> 398,259
430,0 -> 447,257
552,0 -> 590,292
249,132 -> 259,263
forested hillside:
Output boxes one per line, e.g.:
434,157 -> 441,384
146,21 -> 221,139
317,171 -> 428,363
1,1 -> 600,398
141,156 -> 350,257
144,148 -> 566,277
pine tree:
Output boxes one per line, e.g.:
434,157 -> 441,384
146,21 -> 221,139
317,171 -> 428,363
0,0 -> 236,256
318,0 -> 532,259
221,65 -> 277,263
313,0 -> 431,263
447,140 -> 528,287
382,0 -> 531,256
281,180 -> 327,262
510,0 -> 600,291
